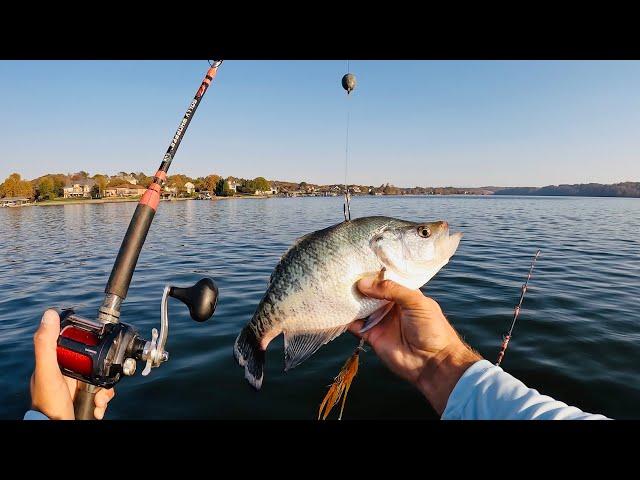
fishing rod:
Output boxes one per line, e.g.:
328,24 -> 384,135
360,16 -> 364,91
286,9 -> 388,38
56,61 -> 223,419
496,249 -> 541,367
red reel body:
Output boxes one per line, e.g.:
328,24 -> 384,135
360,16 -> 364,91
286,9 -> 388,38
57,325 -> 99,376
56,310 -> 143,388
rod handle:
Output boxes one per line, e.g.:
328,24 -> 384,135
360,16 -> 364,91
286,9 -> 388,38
73,382 -> 100,420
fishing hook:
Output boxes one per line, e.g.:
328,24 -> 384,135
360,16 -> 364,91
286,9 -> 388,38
343,191 -> 351,221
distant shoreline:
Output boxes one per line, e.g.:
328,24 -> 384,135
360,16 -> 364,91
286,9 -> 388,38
30,195 -> 276,207
35,197 -> 192,207
4,192 -> 639,209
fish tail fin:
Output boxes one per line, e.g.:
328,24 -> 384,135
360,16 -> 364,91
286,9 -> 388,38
234,326 -> 265,390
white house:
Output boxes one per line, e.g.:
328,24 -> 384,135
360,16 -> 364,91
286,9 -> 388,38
104,183 -> 146,197
63,179 -> 95,198
184,182 -> 195,194
254,184 -> 278,195
226,178 -> 238,192
163,185 -> 178,197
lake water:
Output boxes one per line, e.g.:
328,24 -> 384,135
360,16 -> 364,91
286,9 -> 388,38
1,196 -> 639,419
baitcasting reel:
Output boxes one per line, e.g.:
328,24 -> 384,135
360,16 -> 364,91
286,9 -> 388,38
56,278 -> 218,389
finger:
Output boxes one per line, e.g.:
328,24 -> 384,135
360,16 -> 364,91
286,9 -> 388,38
357,277 -> 424,308
94,388 -> 115,409
94,406 -> 106,420
93,389 -> 115,420
33,310 -> 62,379
348,320 -> 365,339
65,376 -> 77,399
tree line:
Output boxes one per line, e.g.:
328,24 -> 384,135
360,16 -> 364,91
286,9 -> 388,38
493,182 -> 640,198
0,171 -> 275,200
4,171 -> 639,200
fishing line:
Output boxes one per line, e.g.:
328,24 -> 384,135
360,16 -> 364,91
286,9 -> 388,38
319,63 -> 361,420
344,91 -> 352,221
341,60 -> 356,222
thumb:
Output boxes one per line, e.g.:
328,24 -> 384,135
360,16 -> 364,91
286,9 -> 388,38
33,309 -> 62,378
357,276 -> 424,308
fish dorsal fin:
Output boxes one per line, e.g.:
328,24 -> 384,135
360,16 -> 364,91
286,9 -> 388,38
284,325 -> 349,371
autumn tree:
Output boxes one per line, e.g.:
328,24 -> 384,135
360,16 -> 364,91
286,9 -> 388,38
71,171 -> 90,181
107,178 -> 126,187
253,177 -> 271,192
383,183 -> 399,195
203,174 -> 221,192
92,174 -> 109,197
192,177 -> 204,191
132,172 -> 152,187
0,173 -> 34,198
36,177 -> 56,200
167,174 -> 192,191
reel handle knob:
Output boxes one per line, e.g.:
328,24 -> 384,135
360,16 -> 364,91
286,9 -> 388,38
169,278 -> 218,322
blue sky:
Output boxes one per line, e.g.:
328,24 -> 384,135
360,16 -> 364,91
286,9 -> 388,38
1,60 -> 638,187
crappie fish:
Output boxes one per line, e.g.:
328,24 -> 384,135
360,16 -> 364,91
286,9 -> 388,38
234,216 -> 462,390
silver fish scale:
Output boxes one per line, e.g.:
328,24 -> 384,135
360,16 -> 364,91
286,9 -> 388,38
250,217 -> 416,338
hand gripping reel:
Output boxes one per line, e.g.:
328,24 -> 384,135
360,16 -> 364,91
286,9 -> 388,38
57,278 -> 219,386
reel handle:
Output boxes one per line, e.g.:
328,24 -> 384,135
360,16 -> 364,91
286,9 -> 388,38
74,382 -> 100,420
169,278 -> 218,322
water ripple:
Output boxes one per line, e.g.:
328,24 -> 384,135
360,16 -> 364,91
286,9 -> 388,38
0,195 -> 638,419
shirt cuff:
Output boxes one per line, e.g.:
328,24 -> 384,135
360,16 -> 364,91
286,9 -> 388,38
24,410 -> 50,420
441,359 -> 495,420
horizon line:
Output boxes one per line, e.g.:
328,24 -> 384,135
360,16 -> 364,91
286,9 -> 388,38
4,170 -> 639,191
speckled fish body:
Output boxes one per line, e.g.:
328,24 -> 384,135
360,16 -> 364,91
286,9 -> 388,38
234,216 -> 462,389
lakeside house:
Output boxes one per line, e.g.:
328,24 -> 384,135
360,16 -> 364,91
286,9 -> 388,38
226,177 -> 239,192
1,196 -> 31,207
112,174 -> 138,185
162,185 -> 178,199
104,183 -> 146,197
63,179 -> 95,198
255,184 -> 279,195
197,191 -> 214,199
184,182 -> 195,194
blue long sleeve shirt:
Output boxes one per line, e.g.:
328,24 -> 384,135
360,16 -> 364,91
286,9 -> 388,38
442,360 -> 609,420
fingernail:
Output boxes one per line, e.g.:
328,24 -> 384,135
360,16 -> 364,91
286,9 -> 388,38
41,310 -> 57,325
358,276 -> 375,290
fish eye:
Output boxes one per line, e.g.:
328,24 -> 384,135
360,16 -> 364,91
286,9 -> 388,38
417,226 -> 431,238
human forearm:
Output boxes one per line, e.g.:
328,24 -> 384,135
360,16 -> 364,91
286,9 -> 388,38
415,343 -> 482,415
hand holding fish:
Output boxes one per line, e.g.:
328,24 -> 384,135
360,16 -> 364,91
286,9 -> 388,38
349,276 -> 482,415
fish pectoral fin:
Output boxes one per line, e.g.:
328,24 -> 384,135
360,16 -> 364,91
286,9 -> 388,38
359,302 -> 394,334
284,325 -> 349,371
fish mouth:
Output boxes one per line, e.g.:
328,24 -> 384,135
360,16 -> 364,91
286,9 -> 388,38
430,220 -> 450,238
430,221 -> 462,258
